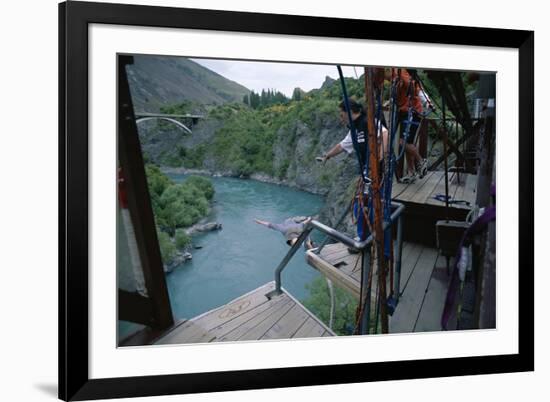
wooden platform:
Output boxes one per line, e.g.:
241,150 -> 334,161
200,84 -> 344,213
154,282 -> 335,345
306,242 -> 452,333
391,170 -> 477,246
392,170 -> 477,211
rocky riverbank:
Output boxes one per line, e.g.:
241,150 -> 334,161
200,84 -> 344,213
163,218 -> 223,273
184,221 -> 222,236
161,166 -> 325,195
161,162 -> 359,238
164,250 -> 193,273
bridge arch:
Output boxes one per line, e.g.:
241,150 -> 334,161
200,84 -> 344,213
136,117 -> 192,134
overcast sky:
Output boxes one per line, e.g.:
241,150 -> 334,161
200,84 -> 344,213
191,58 -> 360,97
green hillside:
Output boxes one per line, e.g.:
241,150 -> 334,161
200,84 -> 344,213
127,55 -> 251,112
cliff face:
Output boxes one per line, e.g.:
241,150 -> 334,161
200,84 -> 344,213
138,105 -> 360,235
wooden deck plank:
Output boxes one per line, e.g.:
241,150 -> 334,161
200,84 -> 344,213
191,282 -> 275,332
452,172 -> 468,200
392,181 -> 419,200
464,173 -> 478,207
319,243 -> 349,259
332,253 -> 362,277
206,293 -> 290,339
404,172 -> 438,201
398,243 -> 424,294
441,173 -> 476,210
320,243 -> 363,275
155,320 -> 217,345
400,241 -> 414,260
235,298 -> 297,341
405,169 -> 439,199
260,303 -> 311,340
292,317 -> 326,339
410,171 -> 444,204
217,297 -> 295,342
390,247 -> 439,333
414,254 -> 454,332
321,247 -> 352,264
426,171 -> 458,207
392,170 -> 476,213
391,180 -> 410,200
450,173 -> 462,199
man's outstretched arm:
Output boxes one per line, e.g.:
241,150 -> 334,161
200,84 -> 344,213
321,143 -> 345,163
254,218 -> 271,227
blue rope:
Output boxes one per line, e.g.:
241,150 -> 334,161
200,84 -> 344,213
337,66 -> 373,242
395,107 -> 415,162
394,77 -> 420,162
336,66 -> 369,183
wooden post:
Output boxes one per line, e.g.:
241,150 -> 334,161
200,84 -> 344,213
365,67 -> 388,333
442,97 -> 450,219
118,55 -> 174,331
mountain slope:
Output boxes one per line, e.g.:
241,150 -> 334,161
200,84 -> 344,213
127,55 -> 250,112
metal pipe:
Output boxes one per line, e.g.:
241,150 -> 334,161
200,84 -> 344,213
270,202 -> 405,298
394,214 -> 403,301
442,97 -> 450,218
456,119 -> 461,184
310,202 -> 405,251
309,220 -> 362,249
272,225 -> 314,295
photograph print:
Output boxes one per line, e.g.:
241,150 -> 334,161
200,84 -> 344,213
117,54 -> 496,347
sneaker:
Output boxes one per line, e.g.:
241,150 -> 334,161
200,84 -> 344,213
416,159 -> 428,179
400,172 -> 417,184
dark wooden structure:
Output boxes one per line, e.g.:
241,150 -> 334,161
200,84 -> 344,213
391,171 -> 477,246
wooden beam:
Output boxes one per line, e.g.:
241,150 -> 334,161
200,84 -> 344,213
306,251 -> 360,300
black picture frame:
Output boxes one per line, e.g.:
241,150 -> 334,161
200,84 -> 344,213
59,1 -> 534,400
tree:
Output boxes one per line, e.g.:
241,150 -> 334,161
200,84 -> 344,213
157,230 -> 176,264
292,87 -> 302,101
175,229 -> 191,249
302,276 -> 358,335
249,91 -> 260,109
144,164 -> 215,235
